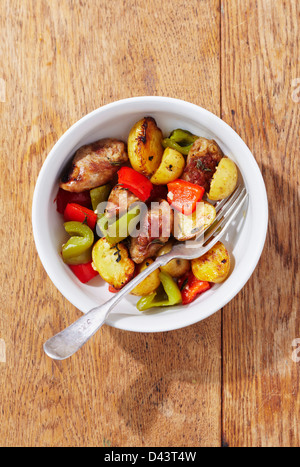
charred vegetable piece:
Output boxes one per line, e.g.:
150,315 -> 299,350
128,117 -> 164,177
56,188 -> 91,214
118,167 -> 153,202
64,247 -> 92,265
92,238 -> 135,290
64,203 -> 97,230
130,258 -> 161,296
90,184 -> 111,211
61,221 -> 94,263
69,261 -> 99,283
191,241 -> 231,283
177,271 -> 210,305
207,157 -> 238,201
150,147 -> 185,185
156,241 -> 190,278
167,179 -> 205,215
170,129 -> 200,145
136,271 -> 182,311
98,204 -> 142,246
162,129 -> 199,155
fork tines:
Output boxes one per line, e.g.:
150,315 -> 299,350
202,185 -> 247,244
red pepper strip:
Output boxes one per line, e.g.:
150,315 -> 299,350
64,203 -> 97,230
118,167 -> 153,202
177,271 -> 210,305
167,179 -> 205,215
55,188 -> 91,214
69,261 -> 99,283
108,285 -> 119,293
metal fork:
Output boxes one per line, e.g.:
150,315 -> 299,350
44,186 -> 248,360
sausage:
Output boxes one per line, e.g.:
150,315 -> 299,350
181,137 -> 224,192
129,198 -> 174,264
60,138 -> 128,192
104,184 -> 140,219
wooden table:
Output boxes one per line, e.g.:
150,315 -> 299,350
0,0 -> 299,447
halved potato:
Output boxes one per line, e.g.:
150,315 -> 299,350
130,258 -> 161,296
173,201 -> 216,241
208,157 -> 238,200
150,147 -> 185,185
156,241 -> 190,278
92,238 -> 135,289
191,241 -> 230,283
127,117 -> 164,177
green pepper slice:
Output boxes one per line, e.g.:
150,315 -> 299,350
63,247 -> 92,265
169,129 -> 199,145
162,129 -> 199,155
136,271 -> 182,311
98,204 -> 142,246
62,221 -> 94,262
90,184 -> 111,211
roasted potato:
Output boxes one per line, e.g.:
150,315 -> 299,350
150,147 -> 185,185
127,117 -> 164,177
92,238 -> 135,289
208,157 -> 238,200
156,241 -> 190,278
191,241 -> 230,283
173,201 -> 216,241
130,258 -> 161,296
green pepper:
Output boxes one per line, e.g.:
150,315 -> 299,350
162,129 -> 199,155
63,247 -> 92,265
136,271 -> 182,311
98,204 -> 142,246
169,129 -> 199,145
62,221 -> 94,263
90,184 -> 111,211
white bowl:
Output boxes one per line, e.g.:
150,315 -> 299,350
32,96 -> 268,332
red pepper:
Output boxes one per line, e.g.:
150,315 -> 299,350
55,188 -> 91,214
148,184 -> 168,202
167,179 -> 205,215
118,167 -> 153,202
69,261 -> 99,283
64,203 -> 97,230
177,271 -> 210,305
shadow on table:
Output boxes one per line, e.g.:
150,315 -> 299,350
107,313 -> 221,438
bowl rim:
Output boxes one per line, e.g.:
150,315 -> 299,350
32,96 -> 268,332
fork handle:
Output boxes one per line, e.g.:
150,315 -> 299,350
43,254 -> 171,360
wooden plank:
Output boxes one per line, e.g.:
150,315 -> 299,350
221,0 -> 300,447
0,0 -> 222,447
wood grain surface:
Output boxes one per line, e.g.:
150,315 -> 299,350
0,0 -> 299,447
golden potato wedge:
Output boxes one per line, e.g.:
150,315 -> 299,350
127,117 -> 164,177
150,147 -> 185,185
92,238 -> 135,289
173,201 -> 216,241
191,241 -> 230,283
208,157 -> 238,201
156,241 -> 191,278
130,258 -> 161,296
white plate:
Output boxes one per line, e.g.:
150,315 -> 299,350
32,96 -> 268,332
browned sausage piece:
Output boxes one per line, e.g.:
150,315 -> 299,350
60,138 -> 128,192
181,137 -> 224,192
129,199 -> 174,264
104,184 -> 140,219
